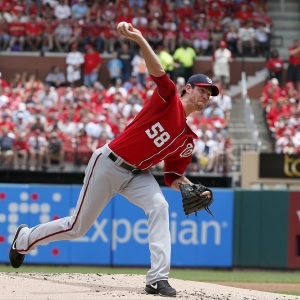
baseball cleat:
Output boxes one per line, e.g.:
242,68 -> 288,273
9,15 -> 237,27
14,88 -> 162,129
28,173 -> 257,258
145,280 -> 176,297
9,224 -> 28,268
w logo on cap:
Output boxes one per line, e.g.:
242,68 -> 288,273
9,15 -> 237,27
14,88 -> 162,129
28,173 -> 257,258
206,77 -> 212,83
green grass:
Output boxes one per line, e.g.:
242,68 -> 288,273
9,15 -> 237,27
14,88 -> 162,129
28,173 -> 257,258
1,265 -> 299,284
276,292 -> 300,296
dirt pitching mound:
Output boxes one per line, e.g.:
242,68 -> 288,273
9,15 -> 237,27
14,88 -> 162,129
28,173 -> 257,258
1,272 -> 299,300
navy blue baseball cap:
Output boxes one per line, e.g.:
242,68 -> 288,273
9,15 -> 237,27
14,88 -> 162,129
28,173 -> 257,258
187,74 -> 219,96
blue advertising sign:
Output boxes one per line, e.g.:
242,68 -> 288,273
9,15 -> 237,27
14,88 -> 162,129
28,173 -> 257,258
0,184 -> 30,263
26,185 -> 72,264
68,185 -> 112,265
0,184 -> 234,267
167,189 -> 234,267
112,188 -> 234,267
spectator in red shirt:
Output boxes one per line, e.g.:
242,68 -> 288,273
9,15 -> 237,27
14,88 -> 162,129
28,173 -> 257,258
163,1 -> 177,22
260,79 -> 282,114
101,1 -> 117,23
83,44 -> 102,87
8,16 -> 26,51
86,1 -> 101,23
69,19 -> 84,48
266,100 -> 289,130
115,6 -> 133,24
177,0 -> 193,22
252,6 -> 273,28
235,3 -> 254,25
0,112 -> 15,132
286,39 -> 300,92
0,72 -> 9,89
100,21 -> 118,54
206,1 -> 224,23
13,132 -> 28,170
26,0 -> 39,17
261,77 -> 281,99
83,18 -> 102,52
147,0 -> 163,22
178,17 -> 194,47
41,16 -> 55,52
266,49 -> 284,86
25,15 -> 42,51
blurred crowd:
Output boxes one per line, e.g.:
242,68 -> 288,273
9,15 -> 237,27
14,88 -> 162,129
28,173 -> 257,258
261,78 -> 300,154
0,0 -> 275,174
0,69 -> 234,174
0,0 -> 272,57
263,38 -> 300,155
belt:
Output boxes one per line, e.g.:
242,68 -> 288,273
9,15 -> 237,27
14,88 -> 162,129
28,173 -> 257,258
108,152 -> 141,175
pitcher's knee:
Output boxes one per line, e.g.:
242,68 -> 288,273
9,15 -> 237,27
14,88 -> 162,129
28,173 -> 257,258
151,196 -> 169,215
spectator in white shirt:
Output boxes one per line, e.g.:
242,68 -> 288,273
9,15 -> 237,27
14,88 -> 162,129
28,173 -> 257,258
255,22 -> 271,57
66,43 -> 84,86
54,0 -> 71,20
85,115 -> 114,139
213,89 -> 232,126
237,21 -> 255,56
37,85 -> 58,108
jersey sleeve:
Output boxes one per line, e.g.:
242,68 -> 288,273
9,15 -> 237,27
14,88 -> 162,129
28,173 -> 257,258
163,155 -> 192,186
151,73 -> 176,102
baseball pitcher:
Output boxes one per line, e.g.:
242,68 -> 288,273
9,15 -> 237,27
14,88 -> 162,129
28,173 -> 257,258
9,22 -> 219,297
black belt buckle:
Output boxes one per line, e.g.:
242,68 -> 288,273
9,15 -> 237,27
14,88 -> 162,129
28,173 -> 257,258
132,168 -> 141,175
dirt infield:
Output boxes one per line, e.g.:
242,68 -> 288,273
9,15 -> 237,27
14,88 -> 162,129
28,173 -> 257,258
1,273 -> 300,300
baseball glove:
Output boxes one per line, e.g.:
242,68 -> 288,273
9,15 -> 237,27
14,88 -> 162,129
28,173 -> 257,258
179,183 -> 214,217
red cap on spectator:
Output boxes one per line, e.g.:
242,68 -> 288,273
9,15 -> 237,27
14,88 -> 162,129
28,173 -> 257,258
220,41 -> 227,47
285,81 -> 294,88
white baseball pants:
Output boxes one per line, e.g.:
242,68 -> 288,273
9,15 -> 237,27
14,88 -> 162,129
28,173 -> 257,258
15,144 -> 171,285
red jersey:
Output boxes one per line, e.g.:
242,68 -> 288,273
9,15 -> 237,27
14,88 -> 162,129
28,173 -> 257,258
0,0 -> 11,12
0,120 -> 15,131
11,3 -> 25,15
236,10 -> 253,23
288,46 -> 300,65
207,8 -> 224,21
13,140 -> 28,151
26,22 -> 42,36
109,74 -> 198,185
163,29 -> 177,40
0,78 -> 9,88
177,7 -> 193,21
8,21 -> 26,36
42,20 -> 55,34
84,51 -> 102,75
86,24 -> 101,38
116,14 -> 133,24
178,23 -> 193,40
266,57 -> 284,73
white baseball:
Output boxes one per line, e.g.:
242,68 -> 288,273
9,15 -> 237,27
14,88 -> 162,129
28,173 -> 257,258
118,22 -> 129,30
